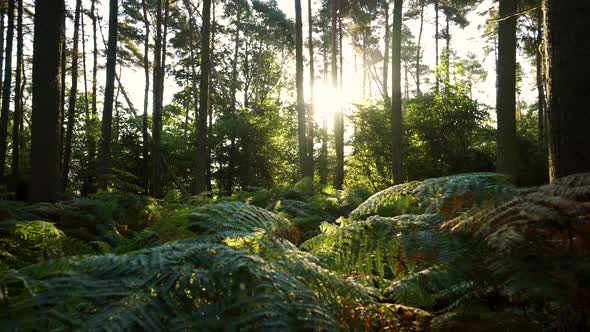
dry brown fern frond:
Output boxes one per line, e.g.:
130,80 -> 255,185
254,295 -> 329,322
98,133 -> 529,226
442,173 -> 590,314
446,173 -> 590,256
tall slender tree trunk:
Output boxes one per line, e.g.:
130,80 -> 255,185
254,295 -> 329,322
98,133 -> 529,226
319,44 -> 328,185
206,0 -> 215,193
11,0 -> 23,183
434,0 -> 440,92
195,0 -> 211,194
496,0 -> 517,182
158,0 -> 170,193
62,0 -> 82,192
151,0 -> 163,197
391,0 -> 404,184
543,0 -> 590,180
295,0 -> 310,181
333,0 -> 344,190
141,0 -> 150,194
415,0 -> 424,95
88,0 -> 98,193
98,0 -> 119,190
81,5 -> 92,196
445,13 -> 451,84
59,30 -> 66,166
226,0 -> 242,195
307,0 -> 315,182
383,0 -> 390,100
0,0 -> 14,178
535,15 -> 545,142
0,9 -> 6,110
31,0 -> 65,203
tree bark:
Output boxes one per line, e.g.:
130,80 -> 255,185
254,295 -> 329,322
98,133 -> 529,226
434,0 -> 439,92
332,0 -> 344,190
11,0 -> 23,182
87,0 -> 98,193
496,0 -> 517,182
535,15 -> 545,142
151,0 -> 163,197
319,43 -> 328,185
81,4 -> 92,196
307,0 -> 315,183
225,0 -> 242,195
415,0 -> 424,95
0,0 -> 14,177
0,9 -> 5,111
194,0 -> 211,194
445,13 -> 451,83
391,0 -> 404,184
543,0 -> 590,180
61,0 -> 82,191
383,0 -> 390,100
295,0 -> 310,181
141,0 -> 150,194
31,0 -> 65,202
98,0 -> 119,190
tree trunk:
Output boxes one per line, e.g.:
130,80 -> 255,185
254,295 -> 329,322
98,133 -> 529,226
434,0 -> 439,92
11,0 -> 23,182
496,0 -> 517,182
61,0 -> 82,192
195,0 -> 211,194
295,0 -> 310,181
445,13 -> 451,84
416,0 -> 424,95
226,0 -> 242,195
141,0 -> 150,194
543,0 -> 590,180
151,0 -> 163,197
98,0 -> 119,190
333,0 -> 344,190
0,9 -> 6,111
383,0 -> 390,100
81,4 -> 92,196
0,0 -> 14,177
391,0 -> 404,184
307,0 -> 315,183
535,15 -> 545,142
206,0 -> 215,193
59,30 -> 66,167
31,0 -> 65,202
87,0 -> 98,193
319,43 -> 328,185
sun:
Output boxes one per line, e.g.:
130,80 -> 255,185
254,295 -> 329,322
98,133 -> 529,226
312,83 -> 342,127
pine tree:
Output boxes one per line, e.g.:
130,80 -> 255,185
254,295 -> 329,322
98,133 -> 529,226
496,0 -> 517,182
31,0 -> 65,202
391,0 -> 404,184
195,0 -> 211,194
98,0 -> 119,190
543,0 -> 590,179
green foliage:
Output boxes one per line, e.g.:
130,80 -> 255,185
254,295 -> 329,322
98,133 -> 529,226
2,174 -> 590,329
350,173 -> 521,221
348,89 -> 495,190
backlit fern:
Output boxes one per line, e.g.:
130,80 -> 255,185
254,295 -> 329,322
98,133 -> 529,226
445,173 -> 590,310
349,173 -> 523,221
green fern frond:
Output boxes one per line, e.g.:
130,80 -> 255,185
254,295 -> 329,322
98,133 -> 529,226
0,241 -> 343,331
187,202 -> 294,244
349,173 -> 523,222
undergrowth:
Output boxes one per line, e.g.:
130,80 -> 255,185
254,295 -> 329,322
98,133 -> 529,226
1,173 -> 589,331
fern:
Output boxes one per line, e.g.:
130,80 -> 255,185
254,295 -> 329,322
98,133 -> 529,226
302,214 -> 455,280
349,173 -> 523,221
445,173 -> 590,314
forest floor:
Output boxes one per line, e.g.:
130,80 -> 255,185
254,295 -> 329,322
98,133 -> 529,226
1,172 -> 589,331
